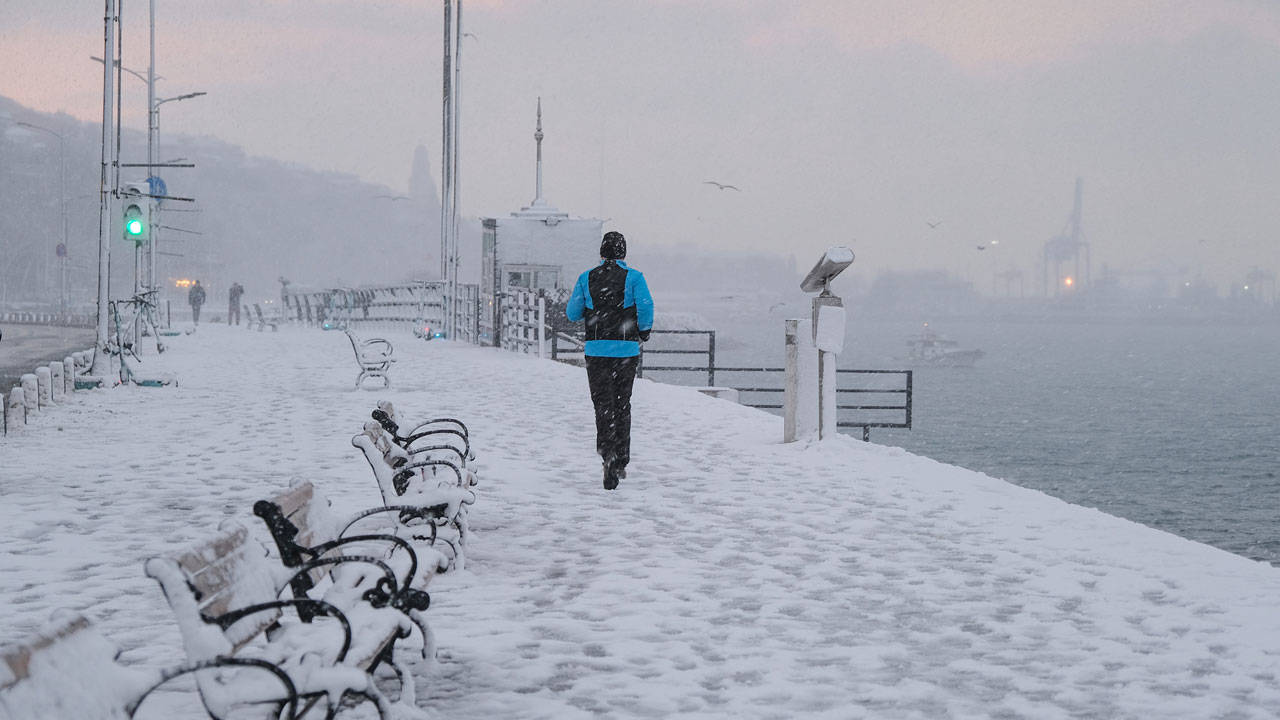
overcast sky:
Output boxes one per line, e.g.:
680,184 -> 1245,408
4,0 -> 1279,291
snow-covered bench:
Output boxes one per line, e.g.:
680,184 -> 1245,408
252,304 -> 278,332
252,480 -> 447,626
353,424 -> 476,571
145,522 -> 427,719
342,329 -> 395,389
370,400 -> 474,465
0,611 -> 308,720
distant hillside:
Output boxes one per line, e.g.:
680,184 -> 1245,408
0,95 -> 440,310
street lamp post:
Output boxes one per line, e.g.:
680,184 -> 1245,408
149,91 -> 205,296
89,0 -> 118,379
14,121 -> 68,315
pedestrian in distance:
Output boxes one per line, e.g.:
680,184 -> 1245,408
228,282 -> 244,326
566,231 -> 655,490
189,280 -> 206,325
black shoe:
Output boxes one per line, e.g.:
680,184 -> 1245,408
602,461 -> 620,490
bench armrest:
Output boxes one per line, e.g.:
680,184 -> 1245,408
210,598 -> 353,663
307,536 -> 414,594
132,657 -> 300,720
403,443 -> 467,466
340,504 -> 451,537
401,428 -> 470,459
392,459 -> 463,494
404,417 -> 469,437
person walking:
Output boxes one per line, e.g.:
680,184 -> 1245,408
228,282 -> 244,326
188,280 -> 206,325
566,231 -> 655,490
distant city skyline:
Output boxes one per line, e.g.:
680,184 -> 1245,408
3,0 -> 1279,291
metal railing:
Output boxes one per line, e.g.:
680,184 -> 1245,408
282,282 -> 481,343
718,367 -> 913,441
638,330 -> 715,385
549,329 -> 912,441
550,330 -> 717,384
500,289 -> 545,355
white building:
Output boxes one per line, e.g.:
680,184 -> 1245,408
480,99 -> 602,344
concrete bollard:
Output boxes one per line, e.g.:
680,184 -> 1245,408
5,387 -> 25,432
35,367 -> 53,407
64,357 -> 75,393
20,374 -> 39,415
49,362 -> 65,400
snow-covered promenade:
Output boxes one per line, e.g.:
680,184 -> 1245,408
3,326 -> 1279,719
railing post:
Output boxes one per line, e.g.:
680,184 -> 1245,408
537,294 -> 547,358
708,331 -> 716,387
905,370 -> 913,429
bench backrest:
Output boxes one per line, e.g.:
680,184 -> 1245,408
145,523 -> 283,657
0,613 -> 156,720
255,481 -> 346,593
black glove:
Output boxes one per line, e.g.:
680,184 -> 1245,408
639,330 -> 651,343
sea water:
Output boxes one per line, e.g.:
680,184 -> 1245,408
661,296 -> 1280,566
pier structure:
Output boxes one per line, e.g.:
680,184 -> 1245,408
479,98 -> 602,344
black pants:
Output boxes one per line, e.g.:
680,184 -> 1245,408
191,305 -> 201,324
585,355 -> 638,468
228,304 -> 240,325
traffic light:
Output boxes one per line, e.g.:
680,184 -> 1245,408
121,184 -> 149,245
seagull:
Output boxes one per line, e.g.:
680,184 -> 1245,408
703,181 -> 740,191
976,245 -> 987,251
376,195 -> 409,201
927,220 -> 942,229
462,32 -> 478,41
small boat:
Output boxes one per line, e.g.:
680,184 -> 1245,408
905,323 -> 984,367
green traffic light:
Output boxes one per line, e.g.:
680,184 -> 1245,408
126,218 -> 144,236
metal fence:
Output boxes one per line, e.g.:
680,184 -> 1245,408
549,329 -> 912,441
711,367 -> 913,441
282,282 -> 481,343
500,289 -> 546,355
549,329 -> 716,382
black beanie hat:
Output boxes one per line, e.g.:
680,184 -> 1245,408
600,231 -> 626,260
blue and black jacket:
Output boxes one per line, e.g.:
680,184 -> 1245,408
566,260 -> 655,357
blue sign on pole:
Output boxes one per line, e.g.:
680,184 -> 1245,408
146,176 -> 167,205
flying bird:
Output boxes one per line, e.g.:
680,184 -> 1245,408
976,245 -> 987,251
376,195 -> 409,201
703,181 -> 740,191
462,32 -> 478,41
927,220 -> 942,229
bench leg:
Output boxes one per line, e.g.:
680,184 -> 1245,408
453,513 -> 469,571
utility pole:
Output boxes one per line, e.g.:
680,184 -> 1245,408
147,0 -> 158,295
91,0 -> 118,378
439,0 -> 463,340
451,0 -> 462,342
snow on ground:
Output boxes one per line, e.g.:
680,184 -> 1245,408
2,325 -> 1279,719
